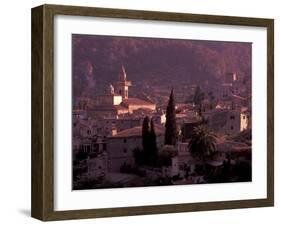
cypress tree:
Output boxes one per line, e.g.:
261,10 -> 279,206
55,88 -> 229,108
142,116 -> 150,158
193,86 -> 205,106
150,119 -> 158,164
165,89 -> 177,145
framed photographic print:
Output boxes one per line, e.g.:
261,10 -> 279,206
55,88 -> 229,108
31,4 -> 274,221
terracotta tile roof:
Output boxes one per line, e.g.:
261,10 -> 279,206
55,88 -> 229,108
110,124 -> 164,138
122,98 -> 155,106
92,105 -> 128,111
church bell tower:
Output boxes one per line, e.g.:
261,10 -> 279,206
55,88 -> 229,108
113,65 -> 131,99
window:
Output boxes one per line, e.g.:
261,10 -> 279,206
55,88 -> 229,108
123,148 -> 127,153
230,126 -> 234,130
243,116 -> 246,119
230,115 -> 235,120
119,90 -> 122,95
123,138 -> 127,143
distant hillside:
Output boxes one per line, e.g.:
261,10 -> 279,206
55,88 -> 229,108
72,35 -> 251,98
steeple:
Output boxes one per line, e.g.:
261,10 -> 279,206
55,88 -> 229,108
113,65 -> 131,99
119,65 -> 127,81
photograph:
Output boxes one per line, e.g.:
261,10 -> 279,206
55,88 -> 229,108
72,34 -> 252,190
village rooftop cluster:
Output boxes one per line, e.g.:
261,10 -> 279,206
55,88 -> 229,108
73,65 -> 252,189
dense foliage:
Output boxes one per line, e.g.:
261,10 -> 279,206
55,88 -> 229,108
188,125 -> 217,160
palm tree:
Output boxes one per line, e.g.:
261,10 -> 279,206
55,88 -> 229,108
188,125 -> 217,161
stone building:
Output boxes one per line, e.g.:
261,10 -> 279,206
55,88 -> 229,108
202,109 -> 249,135
107,124 -> 165,172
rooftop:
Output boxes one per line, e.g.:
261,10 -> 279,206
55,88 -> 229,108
92,105 -> 128,111
110,124 -> 164,138
97,93 -> 123,97
122,97 -> 155,106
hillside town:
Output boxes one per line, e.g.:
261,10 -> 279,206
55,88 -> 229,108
72,65 -> 252,190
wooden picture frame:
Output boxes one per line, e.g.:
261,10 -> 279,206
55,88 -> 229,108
31,4 -> 274,221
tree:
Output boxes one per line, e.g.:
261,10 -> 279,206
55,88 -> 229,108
149,119 -> 158,164
198,103 -> 202,116
208,91 -> 215,109
188,125 -> 217,161
165,89 -> 177,145
141,117 -> 158,166
193,86 -> 205,106
142,116 -> 150,157
133,147 -> 145,166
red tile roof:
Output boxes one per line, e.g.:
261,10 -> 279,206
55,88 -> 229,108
110,124 -> 164,138
92,105 -> 128,111
122,98 -> 155,106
